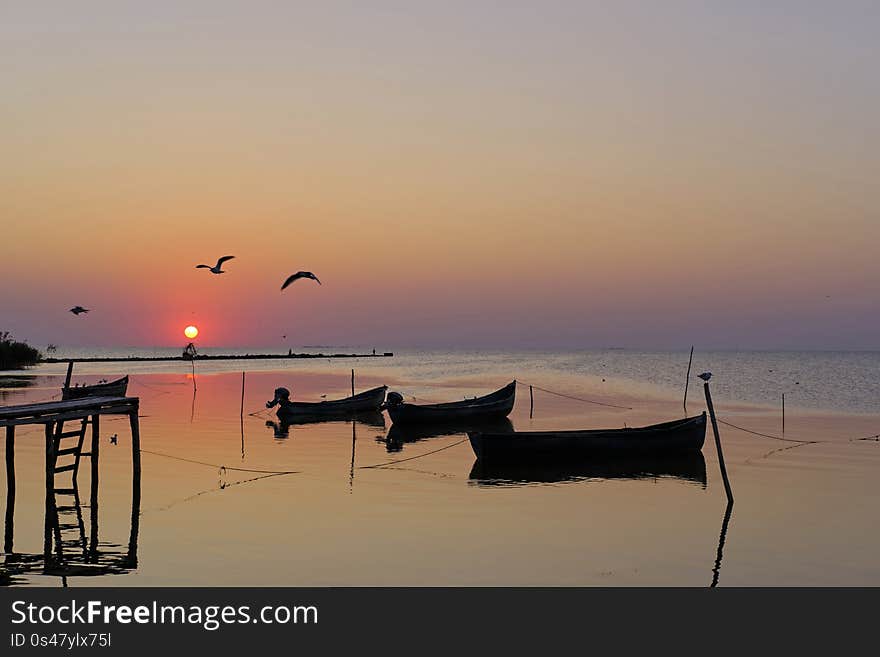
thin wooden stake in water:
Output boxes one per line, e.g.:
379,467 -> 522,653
351,369 -> 355,397
240,372 -> 246,418
529,385 -> 534,418
64,360 -> 74,391
240,372 -> 246,459
191,359 -> 197,392
782,393 -> 785,433
683,346 -> 694,413
703,380 -> 733,503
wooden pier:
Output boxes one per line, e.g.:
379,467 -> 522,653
41,352 -> 393,364
1,396 -> 141,582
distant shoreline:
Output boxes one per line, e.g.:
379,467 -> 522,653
40,352 -> 394,363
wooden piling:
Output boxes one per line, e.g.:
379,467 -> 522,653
128,406 -> 141,564
89,414 -> 100,556
683,346 -> 694,413
4,426 -> 14,553
63,360 -> 74,391
44,422 -> 55,560
782,393 -> 785,433
351,369 -> 355,397
703,381 -> 733,503
529,385 -> 534,418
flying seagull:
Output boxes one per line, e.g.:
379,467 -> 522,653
281,271 -> 321,291
69,306 -> 90,315
196,255 -> 235,274
697,372 -> 712,381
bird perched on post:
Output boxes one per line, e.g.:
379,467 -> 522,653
281,271 -> 321,290
109,433 -> 118,445
69,306 -> 90,315
697,372 -> 712,382
196,255 -> 235,274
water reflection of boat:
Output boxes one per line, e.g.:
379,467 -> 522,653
469,413 -> 706,461
266,410 -> 386,438
384,381 -> 516,425
468,451 -> 707,487
62,375 -> 129,400
383,417 -> 514,452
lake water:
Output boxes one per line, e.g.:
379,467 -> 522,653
2,348 -> 879,586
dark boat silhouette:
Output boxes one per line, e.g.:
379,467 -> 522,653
384,381 -> 516,425
267,385 -> 387,419
469,412 -> 707,462
469,451 -> 707,487
61,375 -> 129,400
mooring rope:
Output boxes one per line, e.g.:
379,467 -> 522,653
517,379 -> 633,410
716,418 -> 880,445
139,448 -> 298,475
358,437 -> 470,469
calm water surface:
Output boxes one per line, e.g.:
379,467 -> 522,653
1,349 -> 879,586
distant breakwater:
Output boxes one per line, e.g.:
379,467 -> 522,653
41,352 -> 394,363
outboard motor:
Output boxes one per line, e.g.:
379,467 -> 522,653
382,391 -> 405,410
266,387 -> 291,408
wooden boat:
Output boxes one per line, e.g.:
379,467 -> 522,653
468,412 -> 707,461
468,451 -> 707,487
267,385 -> 387,419
61,375 -> 129,400
384,381 -> 516,425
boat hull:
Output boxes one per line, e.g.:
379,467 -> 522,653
61,376 -> 129,400
468,412 -> 707,461
469,450 -> 708,487
276,386 -> 387,419
386,381 -> 516,425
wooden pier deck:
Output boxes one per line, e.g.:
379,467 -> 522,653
2,396 -> 140,578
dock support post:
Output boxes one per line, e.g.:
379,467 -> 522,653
44,422 -> 55,561
782,393 -> 785,433
128,406 -> 141,566
63,360 -> 74,391
351,369 -> 355,397
4,426 -> 14,553
89,414 -> 100,558
529,385 -> 534,419
703,380 -> 733,503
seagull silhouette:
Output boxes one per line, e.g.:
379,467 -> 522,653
109,433 -> 118,445
196,255 -> 235,274
281,271 -> 321,290
697,372 -> 712,381
69,306 -> 90,315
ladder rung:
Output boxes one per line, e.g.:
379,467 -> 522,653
58,523 -> 79,529
56,447 -> 80,456
79,452 -> 92,457
57,430 -> 84,439
54,464 -> 77,473
54,488 -> 77,494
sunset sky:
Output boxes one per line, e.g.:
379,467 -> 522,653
2,2 -> 878,349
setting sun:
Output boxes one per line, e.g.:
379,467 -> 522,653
184,325 -> 199,339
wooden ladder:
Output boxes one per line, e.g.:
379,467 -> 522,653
47,419 -> 92,564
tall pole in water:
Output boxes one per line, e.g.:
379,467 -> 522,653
702,374 -> 733,503
683,346 -> 694,413
529,385 -> 534,418
351,369 -> 355,397
782,393 -> 785,433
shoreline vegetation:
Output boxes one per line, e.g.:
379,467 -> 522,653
0,331 -> 42,370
